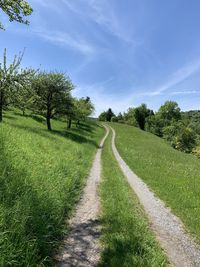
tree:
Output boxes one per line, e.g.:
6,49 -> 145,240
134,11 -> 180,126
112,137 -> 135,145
158,101 -> 181,122
0,0 -> 33,29
175,127 -> 196,153
123,108 -> 137,126
106,108 -> 115,122
13,85 -> 34,115
73,97 -> 94,126
146,114 -> 165,136
0,49 -> 34,122
32,72 -> 74,130
134,104 -> 152,130
98,111 -> 107,121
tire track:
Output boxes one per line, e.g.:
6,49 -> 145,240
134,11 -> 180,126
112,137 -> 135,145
110,126 -> 200,267
55,125 -> 109,267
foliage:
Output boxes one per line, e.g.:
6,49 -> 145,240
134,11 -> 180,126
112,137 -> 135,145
73,96 -> 94,124
0,111 -> 104,266
174,127 -> 196,153
0,0 -> 33,29
100,131 -> 167,267
134,104 -> 153,130
158,101 -> 181,122
13,85 -> 34,115
192,146 -> 200,158
32,72 -> 74,130
123,107 -> 138,126
146,114 -> 165,137
0,48 -> 34,122
162,121 -> 184,144
98,111 -> 107,121
99,108 -> 115,122
111,122 -> 200,243
106,108 -> 115,122
111,116 -> 118,122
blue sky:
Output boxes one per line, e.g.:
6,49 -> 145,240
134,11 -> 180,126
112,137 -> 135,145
1,0 -> 200,115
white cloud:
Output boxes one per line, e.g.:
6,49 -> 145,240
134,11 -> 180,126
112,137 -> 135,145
142,59 -> 200,96
73,78 -> 135,116
34,29 -> 95,56
170,90 -> 200,95
61,0 -> 134,43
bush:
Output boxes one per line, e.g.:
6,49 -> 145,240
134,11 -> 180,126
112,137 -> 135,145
192,146 -> 200,158
162,121 -> 184,146
111,116 -> 118,122
174,127 -> 196,153
146,115 -> 165,137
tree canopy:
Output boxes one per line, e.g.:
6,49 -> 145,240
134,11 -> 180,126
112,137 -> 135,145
32,72 -> 74,130
0,0 -> 33,29
0,48 -> 35,121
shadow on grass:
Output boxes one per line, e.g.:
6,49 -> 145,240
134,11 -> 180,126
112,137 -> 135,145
6,121 -> 99,148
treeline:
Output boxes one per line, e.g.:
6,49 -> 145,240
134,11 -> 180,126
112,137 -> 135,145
99,101 -> 200,156
0,49 -> 94,130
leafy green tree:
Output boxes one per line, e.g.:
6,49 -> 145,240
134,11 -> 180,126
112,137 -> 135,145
0,48 -> 34,122
74,97 -> 94,126
32,72 -> 74,130
158,101 -> 181,122
98,111 -> 107,121
111,116 -> 118,122
13,85 -> 34,115
0,0 -> 33,29
175,127 -> 196,153
106,108 -> 115,122
123,108 -> 137,126
146,114 -> 165,136
134,104 -> 152,130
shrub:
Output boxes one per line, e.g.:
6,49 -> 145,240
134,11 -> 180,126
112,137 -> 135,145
146,115 -> 165,137
174,127 -> 196,153
192,146 -> 200,158
111,116 -> 118,122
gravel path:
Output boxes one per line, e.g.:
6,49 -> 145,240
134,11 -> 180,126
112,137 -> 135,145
55,125 -> 109,267
110,126 -> 200,267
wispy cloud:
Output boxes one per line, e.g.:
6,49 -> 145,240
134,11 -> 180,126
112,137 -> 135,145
142,59 -> 200,96
73,78 -> 135,116
34,29 -> 95,56
61,0 -> 134,43
170,90 -> 200,95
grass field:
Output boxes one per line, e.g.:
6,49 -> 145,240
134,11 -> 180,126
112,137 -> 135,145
0,111 -> 104,267
111,123 -> 200,242
100,130 -> 167,267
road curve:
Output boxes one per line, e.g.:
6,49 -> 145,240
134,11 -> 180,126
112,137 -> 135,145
55,125 -> 109,267
110,126 -> 200,267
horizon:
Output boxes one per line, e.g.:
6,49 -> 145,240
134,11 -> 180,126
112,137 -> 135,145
1,0 -> 200,116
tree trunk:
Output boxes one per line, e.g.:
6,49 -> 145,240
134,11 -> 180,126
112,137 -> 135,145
0,90 -> 3,122
47,116 -> 52,131
67,118 -> 72,129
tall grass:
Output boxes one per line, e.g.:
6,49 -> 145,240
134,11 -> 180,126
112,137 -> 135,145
112,123 -> 200,242
0,111 -> 104,267
100,131 -> 167,267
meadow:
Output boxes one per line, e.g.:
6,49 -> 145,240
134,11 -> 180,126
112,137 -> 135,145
0,111 -> 104,267
100,130 -> 167,267
111,123 -> 200,242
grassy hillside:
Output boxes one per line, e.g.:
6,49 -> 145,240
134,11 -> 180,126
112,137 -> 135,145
111,123 -> 200,242
0,111 -> 104,267
100,131 -> 167,267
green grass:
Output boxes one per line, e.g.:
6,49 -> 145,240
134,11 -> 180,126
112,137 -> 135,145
100,129 -> 167,267
0,111 -> 104,267
111,123 -> 200,242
